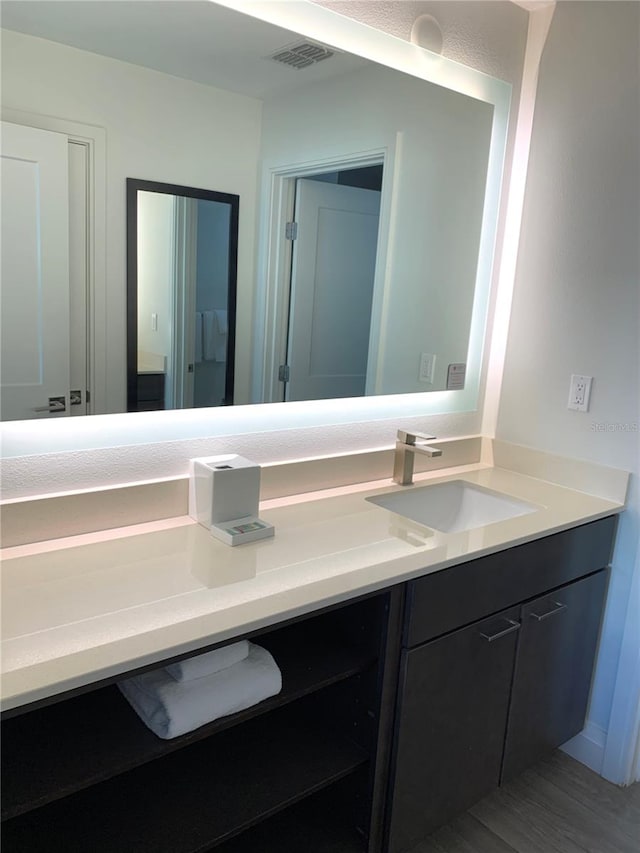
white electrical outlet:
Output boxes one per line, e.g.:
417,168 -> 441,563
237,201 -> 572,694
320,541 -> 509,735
568,374 -> 592,412
151,312 -> 158,331
419,352 -> 436,383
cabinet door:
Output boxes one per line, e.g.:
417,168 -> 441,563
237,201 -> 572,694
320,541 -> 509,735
501,570 -> 608,784
387,607 -> 520,853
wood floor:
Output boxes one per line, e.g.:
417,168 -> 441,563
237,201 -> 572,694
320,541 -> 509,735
410,751 -> 640,853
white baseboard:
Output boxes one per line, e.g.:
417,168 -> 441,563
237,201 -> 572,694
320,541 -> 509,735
560,721 -> 607,775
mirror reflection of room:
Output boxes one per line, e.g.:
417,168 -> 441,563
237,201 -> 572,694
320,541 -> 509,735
0,0 -> 499,421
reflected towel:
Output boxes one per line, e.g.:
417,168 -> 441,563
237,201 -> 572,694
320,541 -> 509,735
213,309 -> 228,362
203,309 -> 228,362
214,308 -> 228,335
194,312 -> 203,364
166,640 -> 249,683
118,643 -> 282,739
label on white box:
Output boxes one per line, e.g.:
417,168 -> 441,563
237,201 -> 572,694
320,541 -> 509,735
210,516 -> 275,546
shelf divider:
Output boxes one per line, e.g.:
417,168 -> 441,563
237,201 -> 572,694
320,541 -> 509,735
216,782 -> 367,853
3,711 -> 369,853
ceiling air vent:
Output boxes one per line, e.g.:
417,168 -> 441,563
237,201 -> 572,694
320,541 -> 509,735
269,40 -> 335,70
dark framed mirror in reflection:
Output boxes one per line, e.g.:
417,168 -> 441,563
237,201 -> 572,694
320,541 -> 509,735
126,179 -> 239,412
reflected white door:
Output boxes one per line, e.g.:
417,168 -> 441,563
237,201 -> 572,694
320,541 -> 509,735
68,140 -> 89,416
286,179 -> 380,402
1,122 -> 70,420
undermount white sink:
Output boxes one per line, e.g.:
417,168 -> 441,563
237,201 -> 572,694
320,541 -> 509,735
366,480 -> 538,533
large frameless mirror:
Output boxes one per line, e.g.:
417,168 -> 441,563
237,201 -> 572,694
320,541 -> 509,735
0,0 -> 511,457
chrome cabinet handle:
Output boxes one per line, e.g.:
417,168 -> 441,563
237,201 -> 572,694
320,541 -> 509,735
479,619 -> 520,642
530,601 -> 567,622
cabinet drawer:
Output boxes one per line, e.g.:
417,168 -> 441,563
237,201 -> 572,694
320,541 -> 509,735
137,372 -> 165,402
405,516 -> 616,647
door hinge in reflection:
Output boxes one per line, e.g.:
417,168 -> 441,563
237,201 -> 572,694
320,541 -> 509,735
285,221 -> 298,241
278,364 -> 290,383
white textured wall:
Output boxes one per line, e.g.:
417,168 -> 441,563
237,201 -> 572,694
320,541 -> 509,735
496,1 -> 640,764
312,0 -> 529,84
0,29 -> 262,410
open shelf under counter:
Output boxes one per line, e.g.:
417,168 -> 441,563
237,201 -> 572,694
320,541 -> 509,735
2,617 -> 378,821
216,778 -> 368,853
2,705 -> 369,853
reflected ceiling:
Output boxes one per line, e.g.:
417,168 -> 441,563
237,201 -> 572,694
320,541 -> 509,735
0,0 -> 369,98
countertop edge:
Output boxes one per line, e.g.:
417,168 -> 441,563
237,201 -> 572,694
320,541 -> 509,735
1,493 -> 623,714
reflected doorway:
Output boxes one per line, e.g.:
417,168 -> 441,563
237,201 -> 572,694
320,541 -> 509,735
283,164 -> 383,402
127,180 -> 239,412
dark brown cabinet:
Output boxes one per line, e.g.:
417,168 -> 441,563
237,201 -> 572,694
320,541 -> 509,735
385,517 -> 615,853
387,607 -> 520,853
134,372 -> 165,411
502,570 -> 609,783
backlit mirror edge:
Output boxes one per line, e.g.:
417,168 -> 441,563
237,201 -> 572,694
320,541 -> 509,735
0,0 -> 512,460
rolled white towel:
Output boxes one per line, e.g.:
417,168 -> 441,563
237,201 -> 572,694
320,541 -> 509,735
118,643 -> 282,739
166,640 -> 249,683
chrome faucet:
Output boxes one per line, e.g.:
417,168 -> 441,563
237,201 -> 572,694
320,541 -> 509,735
393,429 -> 443,485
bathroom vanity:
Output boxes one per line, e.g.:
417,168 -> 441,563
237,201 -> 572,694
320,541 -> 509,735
387,517 -> 613,852
0,469 -> 621,852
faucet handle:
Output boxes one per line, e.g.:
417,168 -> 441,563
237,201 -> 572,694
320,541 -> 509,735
397,429 -> 437,446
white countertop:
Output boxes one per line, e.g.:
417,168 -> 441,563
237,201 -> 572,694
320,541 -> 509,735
137,350 -> 167,374
0,465 -> 623,711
